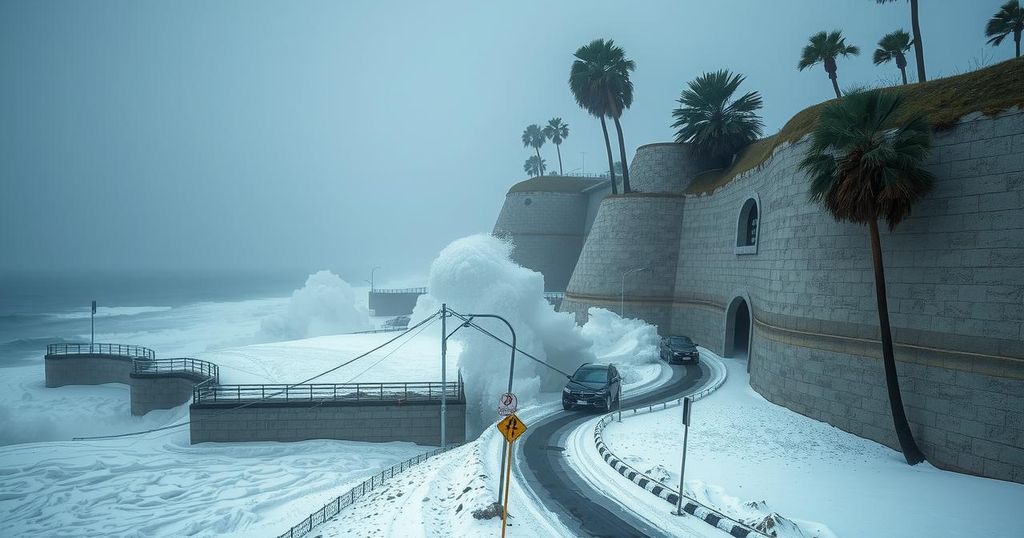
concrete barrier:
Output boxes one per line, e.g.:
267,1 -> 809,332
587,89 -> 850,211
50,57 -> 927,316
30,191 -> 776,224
45,354 -> 134,387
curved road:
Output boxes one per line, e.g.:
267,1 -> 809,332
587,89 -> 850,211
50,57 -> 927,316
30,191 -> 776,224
518,362 -> 710,537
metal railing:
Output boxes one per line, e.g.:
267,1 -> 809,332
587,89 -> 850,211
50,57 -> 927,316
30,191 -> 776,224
46,343 -> 156,360
278,444 -> 460,538
543,291 -> 565,300
193,374 -> 463,405
133,358 -> 219,383
369,287 -> 427,295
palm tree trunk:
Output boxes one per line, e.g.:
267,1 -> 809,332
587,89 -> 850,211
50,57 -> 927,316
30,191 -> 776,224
910,0 -> 926,82
535,148 -> 542,176
556,143 -> 563,175
611,114 -> 631,193
868,218 -> 927,466
829,73 -> 842,99
599,115 -> 618,195
1015,30 -> 1021,58
899,66 -> 908,85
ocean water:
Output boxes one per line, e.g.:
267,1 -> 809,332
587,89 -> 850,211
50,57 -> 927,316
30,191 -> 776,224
0,272 -> 315,366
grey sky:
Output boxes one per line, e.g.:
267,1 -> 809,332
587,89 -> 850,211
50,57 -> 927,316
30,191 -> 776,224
0,1 -> 1013,285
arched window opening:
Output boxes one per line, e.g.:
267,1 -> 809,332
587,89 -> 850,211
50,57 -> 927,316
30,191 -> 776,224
735,197 -> 760,255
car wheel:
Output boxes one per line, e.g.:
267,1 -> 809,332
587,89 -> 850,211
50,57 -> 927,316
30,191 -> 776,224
562,402 -> 571,411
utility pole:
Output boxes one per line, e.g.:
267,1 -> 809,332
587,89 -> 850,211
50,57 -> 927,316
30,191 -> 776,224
440,304 -> 447,449
90,300 -> 96,352
370,266 -> 381,292
580,152 -> 586,175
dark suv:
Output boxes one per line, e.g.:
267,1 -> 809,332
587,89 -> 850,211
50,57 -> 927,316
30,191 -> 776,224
660,336 -> 699,364
562,363 -> 621,411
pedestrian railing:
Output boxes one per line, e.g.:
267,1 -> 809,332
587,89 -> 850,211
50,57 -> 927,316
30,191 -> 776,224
45,343 -> 156,360
543,291 -> 565,300
369,287 -> 428,295
193,374 -> 464,405
277,443 -> 460,538
133,357 -> 219,383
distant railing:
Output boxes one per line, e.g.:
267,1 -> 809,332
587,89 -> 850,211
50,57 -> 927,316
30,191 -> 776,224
278,444 -> 460,538
46,343 -> 155,360
369,287 -> 427,294
133,358 -> 219,384
193,374 -> 463,405
559,172 -> 608,179
544,291 -> 565,300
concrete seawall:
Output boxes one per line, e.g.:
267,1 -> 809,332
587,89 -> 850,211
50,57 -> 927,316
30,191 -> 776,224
129,373 -> 208,416
555,108 -> 1024,482
189,401 -> 467,445
45,354 -> 134,388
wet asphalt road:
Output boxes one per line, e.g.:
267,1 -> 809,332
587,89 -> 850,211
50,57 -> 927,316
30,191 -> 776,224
518,362 -> 710,537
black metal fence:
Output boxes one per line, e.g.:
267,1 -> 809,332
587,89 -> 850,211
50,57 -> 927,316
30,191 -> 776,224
133,357 -> 219,383
277,444 -> 458,538
45,343 -> 156,360
370,287 -> 427,294
193,374 -> 464,405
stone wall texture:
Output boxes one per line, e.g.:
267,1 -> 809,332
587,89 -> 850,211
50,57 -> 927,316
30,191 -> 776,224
555,108 -> 1024,482
189,401 -> 467,446
629,143 -> 718,193
130,374 -> 205,416
45,354 -> 134,387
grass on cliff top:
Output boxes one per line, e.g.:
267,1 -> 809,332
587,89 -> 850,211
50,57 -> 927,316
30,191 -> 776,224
685,56 -> 1024,195
507,175 -> 606,194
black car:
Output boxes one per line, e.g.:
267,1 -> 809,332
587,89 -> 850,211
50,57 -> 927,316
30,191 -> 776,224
562,363 -> 622,411
660,336 -> 699,364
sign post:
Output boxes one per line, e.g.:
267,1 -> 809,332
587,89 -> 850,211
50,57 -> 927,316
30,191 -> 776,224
496,412 -> 527,538
90,300 -> 96,352
674,396 -> 692,516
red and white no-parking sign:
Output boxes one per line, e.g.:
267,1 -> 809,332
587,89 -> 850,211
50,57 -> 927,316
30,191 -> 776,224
497,392 -> 518,417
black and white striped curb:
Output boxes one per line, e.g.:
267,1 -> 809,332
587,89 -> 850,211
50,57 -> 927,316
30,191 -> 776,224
593,354 -> 769,538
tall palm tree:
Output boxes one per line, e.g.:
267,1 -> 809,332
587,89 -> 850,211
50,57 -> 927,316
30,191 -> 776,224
521,124 -> 545,165
876,0 -> 927,82
873,30 -> 914,85
798,30 -> 860,99
523,155 -> 546,177
799,90 -> 932,466
543,118 -> 570,175
986,0 -> 1024,58
671,70 -> 764,166
569,39 -> 635,193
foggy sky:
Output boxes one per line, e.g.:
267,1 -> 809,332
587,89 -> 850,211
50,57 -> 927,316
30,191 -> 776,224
0,1 -> 1012,286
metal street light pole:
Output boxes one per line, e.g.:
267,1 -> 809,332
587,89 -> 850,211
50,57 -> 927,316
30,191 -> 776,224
369,266 -> 381,292
620,267 -> 648,317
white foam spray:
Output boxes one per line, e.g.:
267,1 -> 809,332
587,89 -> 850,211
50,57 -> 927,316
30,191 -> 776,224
260,271 -> 371,340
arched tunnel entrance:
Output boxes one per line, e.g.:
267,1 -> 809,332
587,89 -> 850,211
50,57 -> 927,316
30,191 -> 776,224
725,296 -> 751,360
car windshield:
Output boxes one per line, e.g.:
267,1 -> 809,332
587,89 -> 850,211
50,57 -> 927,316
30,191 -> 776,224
572,367 -> 607,383
669,337 -> 693,347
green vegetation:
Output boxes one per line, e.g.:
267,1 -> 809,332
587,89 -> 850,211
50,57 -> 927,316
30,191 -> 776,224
686,56 -> 1024,195
543,118 -> 570,175
877,0 -> 927,82
874,30 -> 914,85
798,30 -> 860,99
569,38 -> 636,193
671,70 -> 764,166
521,124 -> 545,167
523,155 -> 546,177
986,0 -> 1024,58
799,89 -> 934,466
507,176 -> 604,194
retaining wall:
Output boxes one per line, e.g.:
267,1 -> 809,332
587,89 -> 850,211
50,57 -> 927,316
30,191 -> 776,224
629,142 -> 717,193
45,354 -> 134,387
556,108 -> 1024,482
189,401 -> 467,445
130,374 -> 207,416
369,291 -> 425,316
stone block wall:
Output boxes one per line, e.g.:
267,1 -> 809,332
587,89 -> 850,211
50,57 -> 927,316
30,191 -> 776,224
190,401 -> 467,446
369,291 -> 425,316
556,108 -> 1024,482
629,143 -> 717,193
45,354 -> 133,387
130,374 -> 205,416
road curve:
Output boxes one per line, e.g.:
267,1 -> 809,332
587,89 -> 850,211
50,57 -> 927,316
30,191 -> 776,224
518,363 -> 710,537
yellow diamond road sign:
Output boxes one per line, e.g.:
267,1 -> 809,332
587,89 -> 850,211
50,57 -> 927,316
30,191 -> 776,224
497,413 -> 527,443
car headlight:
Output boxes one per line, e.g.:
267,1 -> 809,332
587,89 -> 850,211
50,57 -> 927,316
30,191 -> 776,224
562,387 -> 571,394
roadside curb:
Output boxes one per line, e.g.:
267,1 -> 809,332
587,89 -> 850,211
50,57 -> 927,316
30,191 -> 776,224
592,351 -> 769,538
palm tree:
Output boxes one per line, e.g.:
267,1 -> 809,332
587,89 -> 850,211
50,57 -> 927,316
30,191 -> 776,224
799,90 -> 932,466
986,0 -> 1024,58
873,30 -> 914,85
876,0 -> 927,82
798,30 -> 860,99
524,155 -> 546,177
671,70 -> 764,166
569,39 -> 636,193
542,118 -> 570,175
521,124 -> 545,165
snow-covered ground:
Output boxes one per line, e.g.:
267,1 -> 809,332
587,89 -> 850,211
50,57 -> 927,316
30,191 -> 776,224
599,350 -> 1024,538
